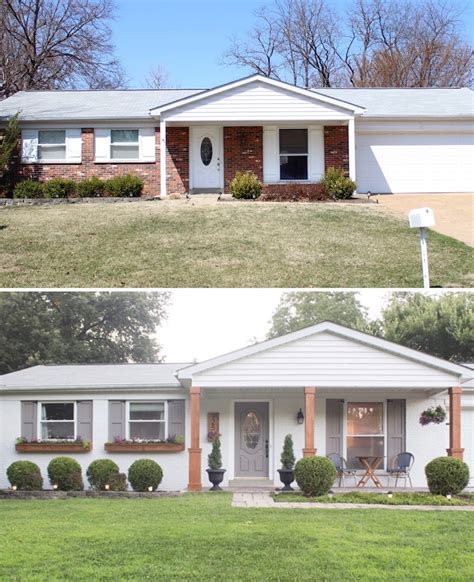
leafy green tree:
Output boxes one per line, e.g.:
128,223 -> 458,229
0,112 -> 20,194
0,292 -> 169,374
267,291 -> 370,338
380,292 -> 473,362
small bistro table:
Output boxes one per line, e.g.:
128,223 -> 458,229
356,456 -> 385,488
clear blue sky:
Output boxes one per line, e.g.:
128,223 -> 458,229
113,0 -> 474,89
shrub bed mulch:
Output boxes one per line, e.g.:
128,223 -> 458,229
0,489 -> 182,499
272,491 -> 474,506
0,196 -> 161,207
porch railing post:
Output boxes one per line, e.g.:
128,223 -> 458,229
447,386 -> 464,460
188,386 -> 202,490
303,386 -> 317,457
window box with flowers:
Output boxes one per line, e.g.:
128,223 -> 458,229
15,436 -> 91,453
104,436 -> 185,453
419,405 -> 447,426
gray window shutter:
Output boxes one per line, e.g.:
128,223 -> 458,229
109,401 -> 126,440
387,399 -> 406,468
21,401 -> 37,440
168,400 -> 185,439
77,401 -> 93,442
326,399 -> 343,456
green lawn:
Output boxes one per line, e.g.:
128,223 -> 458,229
0,200 -> 472,287
1,495 -> 473,581
273,491 -> 474,506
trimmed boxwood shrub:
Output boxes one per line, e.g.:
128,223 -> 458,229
43,178 -> 76,198
128,459 -> 163,492
320,167 -> 356,200
108,472 -> 128,492
6,461 -> 43,490
47,457 -> 84,491
425,457 -> 469,495
229,171 -> 263,200
105,174 -> 143,197
77,176 -> 106,198
86,459 -> 121,491
294,456 -> 337,497
13,180 -> 44,198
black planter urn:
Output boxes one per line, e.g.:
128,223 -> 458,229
277,468 -> 295,491
206,468 -> 226,491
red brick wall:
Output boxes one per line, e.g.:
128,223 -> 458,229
323,126 -> 349,175
9,127 -> 190,197
166,127 -> 189,195
223,126 -> 263,191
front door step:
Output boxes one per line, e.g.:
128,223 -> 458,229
228,478 -> 274,489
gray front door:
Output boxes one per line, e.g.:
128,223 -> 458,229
235,402 -> 269,477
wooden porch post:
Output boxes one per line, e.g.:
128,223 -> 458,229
303,386 -> 317,457
447,386 -> 464,460
188,386 -> 202,490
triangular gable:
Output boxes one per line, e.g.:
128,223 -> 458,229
151,75 -> 365,119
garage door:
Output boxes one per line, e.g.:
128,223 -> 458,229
461,409 -> 474,487
355,133 -> 474,193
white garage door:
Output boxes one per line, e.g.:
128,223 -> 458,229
461,409 -> 474,486
356,133 -> 474,193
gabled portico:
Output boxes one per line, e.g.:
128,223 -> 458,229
177,322 -> 470,491
151,75 -> 364,197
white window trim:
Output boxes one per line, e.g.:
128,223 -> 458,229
22,129 -> 82,164
278,128 -> 309,182
126,401 -> 168,440
37,130 -> 67,163
109,129 -> 140,162
343,399 -> 387,470
38,401 -> 77,441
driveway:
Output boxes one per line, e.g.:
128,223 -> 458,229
375,193 -> 473,246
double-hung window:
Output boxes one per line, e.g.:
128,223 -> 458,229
38,130 -> 66,161
110,130 -> 140,160
346,402 -> 384,469
279,129 -> 308,180
40,402 -> 75,440
128,402 -> 166,440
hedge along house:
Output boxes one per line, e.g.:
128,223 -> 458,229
0,75 -> 473,196
0,322 -> 472,491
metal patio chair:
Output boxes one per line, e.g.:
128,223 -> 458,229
327,453 -> 358,487
387,452 -> 415,488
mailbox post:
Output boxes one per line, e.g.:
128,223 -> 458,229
408,208 -> 435,289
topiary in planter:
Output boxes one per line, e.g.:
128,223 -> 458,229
47,457 -> 84,491
294,456 -> 337,497
280,434 -> 296,470
425,457 -> 469,495
6,460 -> 43,490
128,459 -> 163,492
86,459 -> 121,491
43,178 -> 76,198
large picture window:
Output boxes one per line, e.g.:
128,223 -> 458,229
40,402 -> 75,439
38,130 -> 66,160
110,129 -> 139,160
346,402 -> 384,469
279,129 -> 308,180
128,402 -> 166,440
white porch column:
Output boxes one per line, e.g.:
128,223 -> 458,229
348,117 -> 356,184
160,118 -> 167,198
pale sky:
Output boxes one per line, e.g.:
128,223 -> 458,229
158,288 -> 393,362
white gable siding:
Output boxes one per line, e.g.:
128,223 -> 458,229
192,332 -> 458,388
163,81 -> 353,122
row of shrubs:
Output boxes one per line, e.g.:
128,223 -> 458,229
6,458 -> 163,493
13,175 -> 144,199
229,167 -> 356,201
294,456 -> 470,497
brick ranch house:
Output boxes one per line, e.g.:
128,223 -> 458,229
0,322 -> 472,492
0,75 -> 473,196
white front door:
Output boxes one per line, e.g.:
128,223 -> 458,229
190,126 -> 223,190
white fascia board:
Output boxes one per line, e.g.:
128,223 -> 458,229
150,74 -> 365,116
177,321 -> 471,382
195,381 -> 454,390
0,383 -> 184,394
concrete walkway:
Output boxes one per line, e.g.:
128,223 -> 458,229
375,193 -> 474,246
231,492 -> 474,511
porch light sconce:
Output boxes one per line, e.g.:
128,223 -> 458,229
297,409 -> 304,424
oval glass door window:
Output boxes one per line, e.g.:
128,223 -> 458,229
243,411 -> 261,450
200,137 -> 213,166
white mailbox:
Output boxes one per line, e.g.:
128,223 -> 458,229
408,207 -> 435,228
